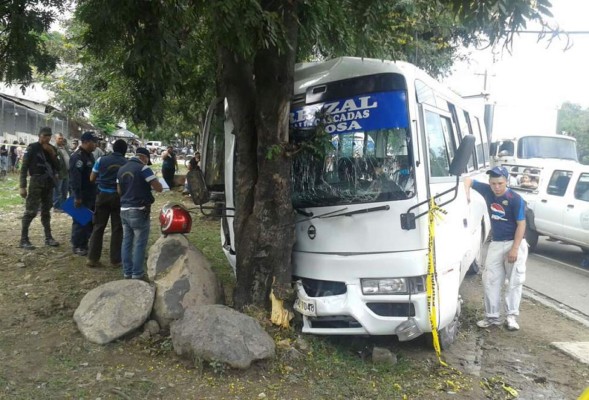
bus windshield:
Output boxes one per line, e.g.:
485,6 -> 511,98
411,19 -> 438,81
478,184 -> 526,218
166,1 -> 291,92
290,90 -> 413,207
517,136 -> 578,161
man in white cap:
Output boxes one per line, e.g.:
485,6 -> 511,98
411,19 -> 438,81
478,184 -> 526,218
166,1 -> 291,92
464,166 -> 528,331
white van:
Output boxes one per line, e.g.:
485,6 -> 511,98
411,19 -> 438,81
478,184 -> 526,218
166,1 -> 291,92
145,141 -> 165,154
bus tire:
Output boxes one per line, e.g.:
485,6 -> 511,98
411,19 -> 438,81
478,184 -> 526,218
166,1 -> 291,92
526,226 -> 539,252
432,298 -> 461,350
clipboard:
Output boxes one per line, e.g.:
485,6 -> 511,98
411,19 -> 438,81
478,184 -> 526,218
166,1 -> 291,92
62,196 -> 94,226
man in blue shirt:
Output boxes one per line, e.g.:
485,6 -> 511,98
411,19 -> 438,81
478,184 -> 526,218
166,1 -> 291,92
86,139 -> 128,268
117,147 -> 163,279
464,166 -> 528,331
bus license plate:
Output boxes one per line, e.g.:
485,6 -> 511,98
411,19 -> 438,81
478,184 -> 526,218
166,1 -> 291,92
294,297 -> 317,317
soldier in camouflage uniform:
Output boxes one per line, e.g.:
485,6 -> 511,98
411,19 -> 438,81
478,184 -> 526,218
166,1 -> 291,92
19,127 -> 60,250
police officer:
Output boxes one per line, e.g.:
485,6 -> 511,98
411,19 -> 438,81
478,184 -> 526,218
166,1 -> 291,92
19,127 -> 60,249
86,139 -> 128,268
69,131 -> 98,255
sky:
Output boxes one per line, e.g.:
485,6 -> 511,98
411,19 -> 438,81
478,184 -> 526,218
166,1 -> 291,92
443,0 -> 589,138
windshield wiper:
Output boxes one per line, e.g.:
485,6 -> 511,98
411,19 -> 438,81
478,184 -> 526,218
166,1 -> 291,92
294,208 -> 313,217
320,205 -> 390,219
295,207 -> 348,224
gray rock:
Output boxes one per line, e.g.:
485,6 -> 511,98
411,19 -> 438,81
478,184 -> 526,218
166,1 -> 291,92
73,280 -> 155,344
170,305 -> 275,369
144,319 -> 160,336
147,235 -> 222,329
372,346 -> 397,365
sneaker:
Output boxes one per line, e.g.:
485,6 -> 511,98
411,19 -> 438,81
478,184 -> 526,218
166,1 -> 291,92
19,239 -> 35,250
124,275 -> 132,279
86,260 -> 104,268
45,238 -> 60,247
73,248 -> 88,256
476,317 -> 502,328
505,315 -> 520,331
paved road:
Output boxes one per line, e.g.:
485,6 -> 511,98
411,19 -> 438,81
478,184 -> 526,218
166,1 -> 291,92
525,237 -> 589,317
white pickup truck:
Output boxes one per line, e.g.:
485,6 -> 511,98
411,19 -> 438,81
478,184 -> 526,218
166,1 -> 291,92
524,163 -> 589,255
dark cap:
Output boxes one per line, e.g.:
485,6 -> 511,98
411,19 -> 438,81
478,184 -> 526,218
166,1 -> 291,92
135,147 -> 152,165
80,131 -> 98,142
487,166 -> 509,180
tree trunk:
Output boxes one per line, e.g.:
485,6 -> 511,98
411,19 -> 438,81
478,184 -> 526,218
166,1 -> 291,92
220,1 -> 299,310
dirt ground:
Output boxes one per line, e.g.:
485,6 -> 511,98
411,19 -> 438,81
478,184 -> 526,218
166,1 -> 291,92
1,187 -> 588,399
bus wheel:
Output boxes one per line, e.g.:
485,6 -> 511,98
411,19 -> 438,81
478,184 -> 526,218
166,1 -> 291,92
526,226 -> 539,252
433,298 -> 461,350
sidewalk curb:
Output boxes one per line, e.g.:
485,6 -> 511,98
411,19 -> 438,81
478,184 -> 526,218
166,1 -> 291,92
523,287 -> 589,329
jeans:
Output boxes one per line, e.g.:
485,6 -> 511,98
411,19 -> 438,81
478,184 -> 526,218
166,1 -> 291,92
121,208 -> 151,278
88,192 -> 123,264
52,178 -> 69,209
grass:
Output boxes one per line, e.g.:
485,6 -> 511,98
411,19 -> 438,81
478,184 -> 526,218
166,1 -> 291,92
0,174 -> 25,208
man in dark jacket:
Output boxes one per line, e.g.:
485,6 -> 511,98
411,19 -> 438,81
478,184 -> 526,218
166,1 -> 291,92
86,139 -> 128,268
117,147 -> 162,279
19,127 -> 60,249
161,145 -> 177,189
69,131 -> 98,256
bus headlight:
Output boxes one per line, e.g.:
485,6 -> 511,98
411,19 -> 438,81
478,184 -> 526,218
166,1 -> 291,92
361,276 -> 426,295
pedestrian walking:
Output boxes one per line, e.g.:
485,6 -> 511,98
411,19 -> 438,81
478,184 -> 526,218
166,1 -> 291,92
18,127 -> 60,249
0,140 -> 8,176
161,145 -> 177,189
9,141 -> 18,172
464,166 -> 527,331
52,133 -> 71,211
86,139 -> 128,268
117,147 -> 163,279
69,131 -> 98,256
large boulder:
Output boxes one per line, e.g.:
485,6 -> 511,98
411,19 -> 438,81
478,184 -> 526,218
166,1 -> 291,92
147,235 -> 222,329
73,280 -> 155,344
170,305 -> 275,369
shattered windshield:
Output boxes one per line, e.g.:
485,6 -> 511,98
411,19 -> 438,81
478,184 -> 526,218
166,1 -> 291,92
290,90 -> 413,207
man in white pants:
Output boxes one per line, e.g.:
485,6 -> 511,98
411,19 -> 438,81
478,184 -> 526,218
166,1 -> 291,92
464,166 -> 527,331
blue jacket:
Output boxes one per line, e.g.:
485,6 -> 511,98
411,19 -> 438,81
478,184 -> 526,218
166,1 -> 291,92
117,157 -> 157,208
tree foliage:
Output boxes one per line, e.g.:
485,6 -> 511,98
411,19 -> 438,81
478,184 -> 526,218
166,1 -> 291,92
0,0 -> 64,86
557,102 -> 589,164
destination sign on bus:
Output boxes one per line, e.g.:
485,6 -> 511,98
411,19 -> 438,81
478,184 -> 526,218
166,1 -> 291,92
290,91 -> 409,134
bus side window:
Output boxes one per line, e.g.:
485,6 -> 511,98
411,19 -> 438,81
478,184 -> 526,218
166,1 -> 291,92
475,117 -> 489,167
467,112 -> 485,168
425,111 -> 451,177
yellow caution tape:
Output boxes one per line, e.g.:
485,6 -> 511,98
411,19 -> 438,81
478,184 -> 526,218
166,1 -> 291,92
269,285 -> 294,329
579,386 -> 589,400
480,377 -> 519,399
426,196 -> 447,366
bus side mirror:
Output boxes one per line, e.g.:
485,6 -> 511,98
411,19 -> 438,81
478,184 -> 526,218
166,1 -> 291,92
448,135 -> 475,176
186,169 -> 211,205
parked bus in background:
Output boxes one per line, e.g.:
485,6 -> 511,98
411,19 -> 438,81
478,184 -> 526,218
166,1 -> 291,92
198,57 -> 491,348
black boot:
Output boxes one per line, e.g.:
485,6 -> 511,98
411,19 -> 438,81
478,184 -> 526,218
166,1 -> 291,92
19,238 -> 35,250
45,237 -> 60,247
20,218 -> 35,250
41,215 -> 59,247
